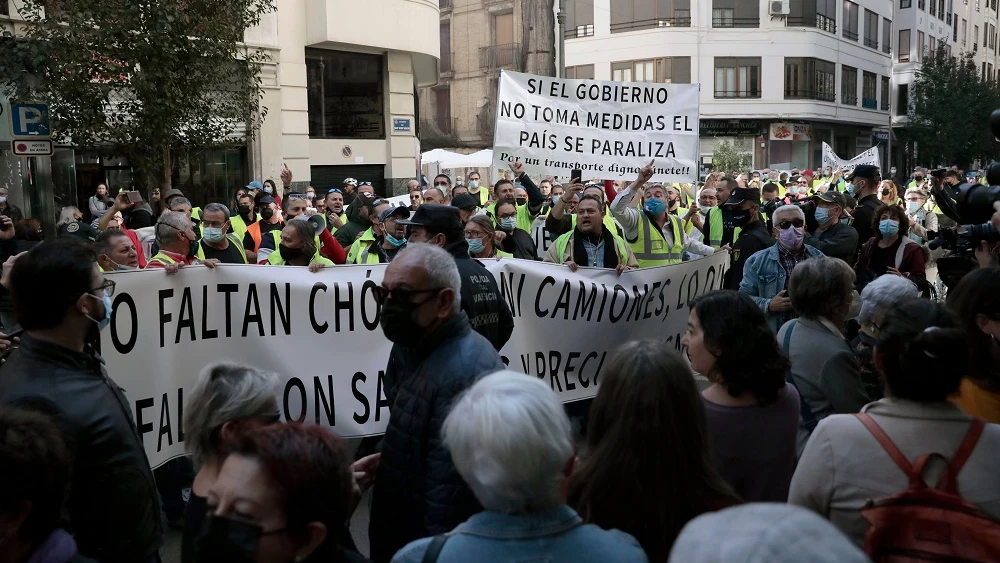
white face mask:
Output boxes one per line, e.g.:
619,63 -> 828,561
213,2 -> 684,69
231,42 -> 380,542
0,197 -> 7,203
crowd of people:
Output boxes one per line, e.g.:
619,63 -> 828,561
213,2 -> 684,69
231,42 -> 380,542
0,157 -> 998,563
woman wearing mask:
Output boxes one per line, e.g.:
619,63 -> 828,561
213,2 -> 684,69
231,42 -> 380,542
789,299 -> 1000,548
465,215 -> 511,259
181,363 -> 283,563
854,204 -> 926,290
567,342 -> 740,563
878,180 -> 902,206
850,275 -> 919,401
903,187 -> 938,244
266,219 -> 332,272
683,290 -> 799,503
196,424 -> 371,563
947,267 -> 1000,423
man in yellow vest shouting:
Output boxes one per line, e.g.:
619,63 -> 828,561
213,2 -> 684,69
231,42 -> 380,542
611,161 -> 725,268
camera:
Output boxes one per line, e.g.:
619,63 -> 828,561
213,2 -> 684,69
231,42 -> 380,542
928,170 -> 1000,288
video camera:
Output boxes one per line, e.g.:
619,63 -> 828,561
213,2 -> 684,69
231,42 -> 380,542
927,109 -> 1000,286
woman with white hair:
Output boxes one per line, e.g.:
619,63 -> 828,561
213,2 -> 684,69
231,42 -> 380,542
849,276 -> 919,401
390,371 -> 648,563
180,362 -> 282,562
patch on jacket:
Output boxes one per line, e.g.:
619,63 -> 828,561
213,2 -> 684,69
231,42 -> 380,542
67,222 -> 80,232
732,248 -> 741,262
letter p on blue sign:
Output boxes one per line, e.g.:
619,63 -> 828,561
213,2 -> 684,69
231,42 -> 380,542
10,104 -> 51,138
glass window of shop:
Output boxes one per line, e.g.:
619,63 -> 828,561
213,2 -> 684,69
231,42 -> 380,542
306,49 -> 386,140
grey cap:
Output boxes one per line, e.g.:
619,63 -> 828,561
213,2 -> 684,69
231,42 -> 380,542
668,503 -> 869,563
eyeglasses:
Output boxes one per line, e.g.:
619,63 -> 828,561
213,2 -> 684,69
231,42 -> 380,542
327,188 -> 343,194
777,219 -> 805,230
287,193 -> 309,201
464,230 -> 487,238
92,279 -> 116,297
373,286 -> 444,305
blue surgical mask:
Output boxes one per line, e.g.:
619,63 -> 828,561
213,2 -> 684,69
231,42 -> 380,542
814,207 -> 830,224
499,217 -> 517,231
263,186 -> 273,194
466,237 -> 485,254
906,200 -> 922,214
202,227 -> 225,243
552,195 -> 561,204
846,182 -> 856,197
644,198 -> 667,215
879,219 -> 900,236
86,292 -> 113,331
385,232 -> 406,248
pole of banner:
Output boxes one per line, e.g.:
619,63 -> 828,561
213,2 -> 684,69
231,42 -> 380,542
557,0 -> 566,78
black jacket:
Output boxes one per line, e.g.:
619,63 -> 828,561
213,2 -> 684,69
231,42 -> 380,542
499,227 -> 540,260
334,202 -> 370,248
0,335 -> 164,563
805,221 -> 859,265
370,313 -> 505,563
444,240 -> 515,351
852,194 -> 882,256
725,220 -> 773,290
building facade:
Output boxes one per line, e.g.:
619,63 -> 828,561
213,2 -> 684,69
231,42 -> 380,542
418,0 -> 556,152
564,0 -> 897,172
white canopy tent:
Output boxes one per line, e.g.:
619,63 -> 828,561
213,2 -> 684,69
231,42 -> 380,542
420,148 -> 494,168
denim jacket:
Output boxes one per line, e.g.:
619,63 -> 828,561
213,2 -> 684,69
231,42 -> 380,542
739,243 -> 824,333
390,505 -> 648,563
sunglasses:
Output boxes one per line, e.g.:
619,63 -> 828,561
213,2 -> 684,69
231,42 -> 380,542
373,286 -> 444,305
327,188 -> 343,195
778,219 -> 805,230
360,181 -> 372,186
287,193 -> 309,201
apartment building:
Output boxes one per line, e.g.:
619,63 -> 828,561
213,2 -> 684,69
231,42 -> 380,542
891,0 -> 1000,167
563,0 -> 894,171
418,0 -> 557,152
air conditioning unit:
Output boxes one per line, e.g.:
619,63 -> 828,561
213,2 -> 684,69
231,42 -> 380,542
769,0 -> 790,15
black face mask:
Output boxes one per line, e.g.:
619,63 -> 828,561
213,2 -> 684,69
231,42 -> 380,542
278,244 -> 303,262
238,205 -> 252,216
730,209 -> 752,228
380,295 -> 435,346
186,237 -> 199,258
260,207 -> 275,221
515,198 -> 528,206
194,514 -> 285,563
914,176 -> 924,182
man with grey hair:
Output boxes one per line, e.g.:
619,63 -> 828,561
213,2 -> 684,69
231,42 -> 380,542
196,203 -> 248,263
369,243 -> 505,563
391,371 -> 647,563
850,275 -> 919,400
740,204 -> 824,333
145,211 -> 219,274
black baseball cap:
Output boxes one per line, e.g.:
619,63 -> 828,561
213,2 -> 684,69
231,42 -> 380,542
813,191 -> 849,207
846,165 -> 880,181
379,205 -> 410,223
397,204 -> 462,231
450,193 -> 480,210
722,187 -> 761,208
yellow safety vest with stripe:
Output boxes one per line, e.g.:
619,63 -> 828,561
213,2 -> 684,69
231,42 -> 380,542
347,228 -> 375,263
629,212 -> 684,268
327,213 -> 348,235
553,231 -> 631,266
195,234 -> 248,263
147,251 -> 181,267
673,208 -> 696,235
706,207 -> 741,249
229,214 -> 259,242
266,249 -> 333,267
495,249 -> 514,258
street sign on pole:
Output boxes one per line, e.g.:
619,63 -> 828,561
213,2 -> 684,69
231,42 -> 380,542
0,95 -> 10,143
9,103 -> 51,138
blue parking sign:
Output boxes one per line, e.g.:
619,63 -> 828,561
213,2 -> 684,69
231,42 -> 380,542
10,104 -> 50,138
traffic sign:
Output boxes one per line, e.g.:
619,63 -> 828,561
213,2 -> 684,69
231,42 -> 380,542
11,140 -> 53,156
9,103 -> 51,138
0,95 -> 10,143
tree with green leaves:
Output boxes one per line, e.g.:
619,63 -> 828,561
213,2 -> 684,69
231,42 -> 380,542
907,45 -> 1000,169
711,138 -> 753,174
0,0 -> 274,190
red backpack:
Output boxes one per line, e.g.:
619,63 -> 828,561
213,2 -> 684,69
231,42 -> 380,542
856,413 -> 1000,562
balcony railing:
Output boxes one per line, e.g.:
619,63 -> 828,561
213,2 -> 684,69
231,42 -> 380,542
864,37 -> 878,48
611,13 -> 692,33
713,17 -> 760,28
786,14 -> 837,33
479,43 -> 522,70
842,93 -> 858,105
862,97 -> 878,109
714,89 -> 762,99
565,24 -> 595,38
881,100 -> 890,111
784,89 -> 836,102
844,29 -> 859,41
883,42 -> 891,54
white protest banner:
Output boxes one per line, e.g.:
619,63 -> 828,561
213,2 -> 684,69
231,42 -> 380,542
492,70 -> 700,183
103,254 -> 727,467
822,142 -> 880,173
